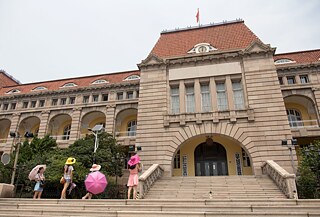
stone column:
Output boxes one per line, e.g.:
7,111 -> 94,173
69,107 -> 82,142
4,113 -> 21,153
210,77 -> 218,112
105,105 -> 116,135
38,110 -> 50,138
179,81 -> 185,113
226,76 -> 235,110
194,79 -> 201,113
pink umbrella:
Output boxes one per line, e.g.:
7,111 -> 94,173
84,171 -> 107,195
128,154 -> 140,166
28,165 -> 46,181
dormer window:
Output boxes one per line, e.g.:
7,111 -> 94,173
92,79 -> 108,85
274,59 -> 295,64
6,89 -> 20,94
33,86 -> 47,91
61,82 -> 77,88
124,75 -> 140,81
188,43 -> 217,54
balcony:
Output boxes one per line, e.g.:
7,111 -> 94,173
289,120 -> 319,128
290,119 -> 320,137
115,131 -> 136,146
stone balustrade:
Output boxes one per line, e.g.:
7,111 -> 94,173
138,164 -> 163,199
261,160 -> 298,199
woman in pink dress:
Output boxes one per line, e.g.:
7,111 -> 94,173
127,154 -> 141,199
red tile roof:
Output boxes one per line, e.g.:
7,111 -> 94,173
0,70 -> 140,96
274,49 -> 320,64
150,20 -> 261,58
0,71 -> 20,88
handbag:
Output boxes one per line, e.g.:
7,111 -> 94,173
40,180 -> 45,187
60,176 -> 66,184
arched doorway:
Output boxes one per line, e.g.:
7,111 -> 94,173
194,139 -> 228,176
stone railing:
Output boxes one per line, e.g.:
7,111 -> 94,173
138,164 -> 164,199
261,160 -> 298,199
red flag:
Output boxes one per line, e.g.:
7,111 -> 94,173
196,8 -> 200,23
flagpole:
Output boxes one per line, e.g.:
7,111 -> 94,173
198,8 -> 200,27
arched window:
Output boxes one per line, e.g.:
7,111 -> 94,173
6,89 -> 20,94
124,75 -> 140,81
286,109 -> 303,128
33,86 -> 47,91
92,79 -> 108,85
274,58 -> 295,64
127,120 -> 137,136
63,124 -> 71,140
61,82 -> 77,88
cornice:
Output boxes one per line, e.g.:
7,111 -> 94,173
276,62 -> 320,72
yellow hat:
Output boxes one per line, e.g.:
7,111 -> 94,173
65,157 -> 76,165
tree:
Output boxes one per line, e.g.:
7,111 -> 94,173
297,141 -> 320,199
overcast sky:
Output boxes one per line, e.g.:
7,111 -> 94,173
0,0 -> 319,84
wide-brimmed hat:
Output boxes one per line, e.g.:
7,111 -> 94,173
65,157 -> 76,165
128,154 -> 140,166
90,164 -> 101,172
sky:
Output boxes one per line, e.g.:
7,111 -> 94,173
0,0 -> 319,84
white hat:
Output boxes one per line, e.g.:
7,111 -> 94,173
90,164 -> 101,172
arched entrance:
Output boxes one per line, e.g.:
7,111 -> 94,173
194,139 -> 228,176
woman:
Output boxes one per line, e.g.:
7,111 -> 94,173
60,157 -> 76,199
33,167 -> 45,199
82,164 -> 101,199
127,154 -> 141,199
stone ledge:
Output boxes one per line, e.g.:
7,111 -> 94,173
0,183 -> 14,198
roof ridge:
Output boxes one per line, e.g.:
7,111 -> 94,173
0,70 -> 21,85
161,19 -> 244,34
275,49 -> 320,56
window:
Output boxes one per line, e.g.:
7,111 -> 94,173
69,97 -> 75,104
287,76 -> 296,84
33,86 -> 47,91
11,103 -> 16,110
300,75 -> 309,84
61,82 -> 77,88
127,120 -> 137,136
92,79 -> 108,85
83,96 -> 89,103
187,43 -> 217,54
124,75 -> 140,81
171,87 -> 180,114
23,101 -> 29,108
232,80 -> 245,110
201,84 -> 211,112
278,77 -> 283,85
173,150 -> 181,169
127,91 -> 133,99
3,104 -> 8,110
242,148 -> 251,167
274,58 -> 295,64
216,82 -> 228,111
117,92 -> 123,100
102,94 -> 108,101
6,89 -> 20,94
63,124 -> 71,140
31,101 -> 36,108
52,99 -> 58,106
287,109 -> 303,128
93,95 -> 99,102
185,85 -> 195,113
60,98 -> 66,105
39,100 -> 45,107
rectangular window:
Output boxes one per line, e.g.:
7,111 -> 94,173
232,80 -> 245,110
39,100 -> 45,107
216,82 -> 228,111
102,94 -> 108,101
287,76 -> 296,84
31,101 -> 36,108
127,91 -> 133,99
69,97 -> 75,104
174,150 -> 181,169
11,103 -> 16,110
171,87 -> 180,114
52,99 -> 58,106
117,92 -> 123,100
242,148 -> 251,167
185,85 -> 195,113
3,103 -> 8,110
93,95 -> 99,102
23,101 -> 29,108
201,84 -> 211,112
300,75 -> 309,84
60,98 -> 66,105
278,77 -> 283,85
83,96 -> 89,103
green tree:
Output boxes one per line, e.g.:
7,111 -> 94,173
297,141 -> 320,199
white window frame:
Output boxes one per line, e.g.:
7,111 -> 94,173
185,85 -> 195,113
232,80 -> 245,110
170,86 -> 180,114
201,84 -> 211,112
216,82 -> 228,111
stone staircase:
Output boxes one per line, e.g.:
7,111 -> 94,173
1,198 -> 320,217
144,175 -> 287,199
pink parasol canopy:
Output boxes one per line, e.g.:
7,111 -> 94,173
128,154 -> 140,166
28,165 -> 46,181
84,171 -> 107,195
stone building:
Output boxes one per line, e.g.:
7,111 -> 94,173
1,20 -> 320,177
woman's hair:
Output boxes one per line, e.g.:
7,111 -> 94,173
128,164 -> 136,170
37,167 -> 44,173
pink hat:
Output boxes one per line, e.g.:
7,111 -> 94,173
128,154 -> 140,166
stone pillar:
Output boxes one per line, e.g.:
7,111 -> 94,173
210,77 -> 217,112
194,79 -> 201,113
4,113 -> 21,153
38,110 -> 50,138
226,75 -> 235,110
179,81 -> 185,113
105,105 -> 116,135
69,108 -> 82,142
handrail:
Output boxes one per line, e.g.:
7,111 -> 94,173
115,131 -> 136,137
138,164 -> 164,199
289,119 -> 319,128
261,160 -> 298,199
49,135 -> 70,141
